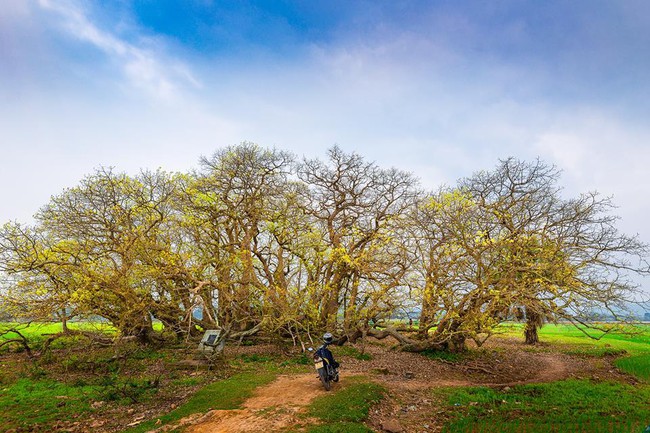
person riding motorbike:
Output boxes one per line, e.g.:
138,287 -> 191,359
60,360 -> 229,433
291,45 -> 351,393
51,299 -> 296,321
310,332 -> 340,390
319,332 -> 339,370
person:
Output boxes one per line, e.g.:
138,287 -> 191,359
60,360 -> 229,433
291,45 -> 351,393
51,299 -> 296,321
320,332 -> 340,370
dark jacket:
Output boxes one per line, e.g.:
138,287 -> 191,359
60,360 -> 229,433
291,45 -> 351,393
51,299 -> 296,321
317,343 -> 339,369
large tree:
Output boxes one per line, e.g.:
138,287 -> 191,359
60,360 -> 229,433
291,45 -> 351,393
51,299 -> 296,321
1,169 -> 185,342
0,223 -> 81,331
462,158 -> 649,343
296,146 -> 419,338
185,143 -> 294,331
408,158 -> 649,351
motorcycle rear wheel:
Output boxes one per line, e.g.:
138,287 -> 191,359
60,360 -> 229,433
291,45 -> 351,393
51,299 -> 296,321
318,368 -> 331,391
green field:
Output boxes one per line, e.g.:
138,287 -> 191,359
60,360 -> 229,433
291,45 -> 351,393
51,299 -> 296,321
495,323 -> 650,381
0,321 -> 116,346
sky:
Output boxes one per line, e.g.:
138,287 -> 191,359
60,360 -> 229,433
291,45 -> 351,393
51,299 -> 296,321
1,1 -> 650,266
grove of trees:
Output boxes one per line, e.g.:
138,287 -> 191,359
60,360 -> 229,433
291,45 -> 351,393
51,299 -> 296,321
1,143 -> 648,351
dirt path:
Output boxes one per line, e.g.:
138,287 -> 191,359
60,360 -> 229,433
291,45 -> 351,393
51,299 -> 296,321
169,374 -> 326,433
160,353 -> 571,433
150,344 -> 577,433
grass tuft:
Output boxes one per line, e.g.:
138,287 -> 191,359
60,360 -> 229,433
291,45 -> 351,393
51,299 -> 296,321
307,378 -> 384,423
422,349 -> 464,363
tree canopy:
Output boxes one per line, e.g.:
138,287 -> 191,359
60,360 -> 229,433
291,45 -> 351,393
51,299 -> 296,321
1,145 -> 648,350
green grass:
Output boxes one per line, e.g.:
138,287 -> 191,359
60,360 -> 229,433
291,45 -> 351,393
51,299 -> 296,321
0,378 -> 102,431
497,323 -> 650,352
302,423 -> 375,433
435,379 -> 650,433
122,370 -> 277,433
0,321 -> 168,350
234,351 -> 314,373
615,354 -> 650,382
294,377 -> 384,433
422,349 -> 465,363
239,353 -> 278,363
0,321 -> 116,352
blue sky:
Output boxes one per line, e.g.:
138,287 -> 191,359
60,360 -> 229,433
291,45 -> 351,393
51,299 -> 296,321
2,0 -> 650,265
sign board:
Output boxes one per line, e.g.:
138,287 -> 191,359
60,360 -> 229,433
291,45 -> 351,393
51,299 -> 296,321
198,329 -> 225,355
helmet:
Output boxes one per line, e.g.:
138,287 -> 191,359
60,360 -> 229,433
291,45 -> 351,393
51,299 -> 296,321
323,332 -> 334,344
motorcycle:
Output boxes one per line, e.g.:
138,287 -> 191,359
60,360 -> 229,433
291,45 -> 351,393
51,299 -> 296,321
309,345 -> 339,391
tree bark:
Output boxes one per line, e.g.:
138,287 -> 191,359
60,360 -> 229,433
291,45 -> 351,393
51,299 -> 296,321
524,310 -> 541,344
524,321 -> 539,345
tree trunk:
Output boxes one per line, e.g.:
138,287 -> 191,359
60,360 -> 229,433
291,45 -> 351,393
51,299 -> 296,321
343,273 -> 360,333
444,335 -> 467,353
524,320 -> 539,344
61,311 -> 69,334
430,316 -> 467,352
418,275 -> 437,338
524,309 -> 543,344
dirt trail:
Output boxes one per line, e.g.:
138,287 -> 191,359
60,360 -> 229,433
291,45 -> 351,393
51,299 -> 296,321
152,347 -> 573,433
177,374 -> 326,433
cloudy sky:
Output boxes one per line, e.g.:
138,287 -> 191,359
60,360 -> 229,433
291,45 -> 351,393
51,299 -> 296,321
2,1 -> 650,252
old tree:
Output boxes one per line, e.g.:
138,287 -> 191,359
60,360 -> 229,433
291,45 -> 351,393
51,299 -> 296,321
410,158 -> 649,351
1,146 -> 648,351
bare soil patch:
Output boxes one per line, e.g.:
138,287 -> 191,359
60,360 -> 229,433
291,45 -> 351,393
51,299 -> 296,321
343,339 -> 576,390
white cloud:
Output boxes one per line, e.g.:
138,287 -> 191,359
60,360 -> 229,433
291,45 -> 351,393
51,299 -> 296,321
533,109 -> 650,243
534,132 -> 587,175
37,0 -> 201,101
